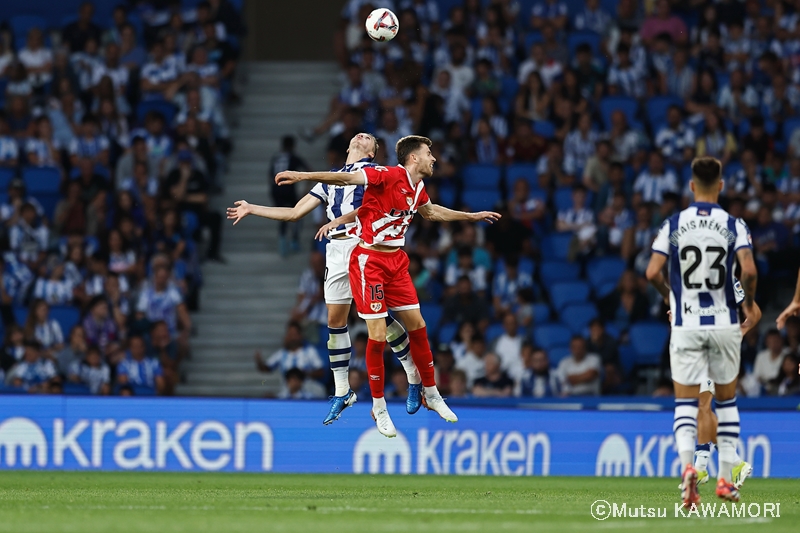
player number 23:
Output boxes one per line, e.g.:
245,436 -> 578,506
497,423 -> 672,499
370,284 -> 384,301
681,245 -> 726,290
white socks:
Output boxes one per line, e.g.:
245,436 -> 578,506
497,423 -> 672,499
716,397 -> 741,481
328,325 -> 352,397
674,398 -> 699,468
372,396 -> 387,410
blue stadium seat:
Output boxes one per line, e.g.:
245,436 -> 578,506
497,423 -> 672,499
567,30 -> 600,57
23,166 -> 61,194
533,120 -> 556,139
50,306 -> 81,335
618,344 -> 636,377
506,163 -> 539,190
470,97 -> 483,119
549,281 -> 590,312
437,322 -> 458,345
420,303 -> 443,340
63,383 -> 91,395
494,257 -> 536,276
462,189 -> 500,211
784,117 -> 800,140
548,345 -> 572,368
645,96 -> 683,128
629,322 -> 669,366
533,323 -> 572,350
553,187 -> 576,211
541,232 -> 574,261
182,211 -> 199,238
599,96 -> 638,129
462,164 -> 502,190
560,303 -> 598,335
132,385 -> 157,396
540,261 -> 580,286
524,31 -> 544,51
587,257 -> 626,291
137,100 -> 178,126
532,303 -> 550,322
10,15 -> 48,50
438,183 -> 456,207
13,306 -> 28,325
595,280 -> 617,299
500,75 -> 518,101
0,168 -> 14,191
485,322 -> 505,344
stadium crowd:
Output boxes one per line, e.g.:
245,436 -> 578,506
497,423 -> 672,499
0,0 -> 243,396
273,0 -> 800,400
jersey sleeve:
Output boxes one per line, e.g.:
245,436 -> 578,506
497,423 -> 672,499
309,183 -> 327,202
734,217 -> 752,251
651,219 -> 671,256
360,165 -> 392,188
418,182 -> 431,206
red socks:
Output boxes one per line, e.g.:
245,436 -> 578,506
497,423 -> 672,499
366,339 -> 386,398
407,327 -> 436,387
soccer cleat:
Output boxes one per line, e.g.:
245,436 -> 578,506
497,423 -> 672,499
716,478 -> 740,502
322,390 -> 357,425
732,461 -> 753,489
681,464 -> 701,508
371,407 -> 397,438
421,393 -> 458,422
406,383 -> 423,414
681,469 -> 710,489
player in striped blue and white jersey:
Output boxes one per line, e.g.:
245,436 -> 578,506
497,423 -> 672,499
646,157 -> 761,506
227,133 -> 421,424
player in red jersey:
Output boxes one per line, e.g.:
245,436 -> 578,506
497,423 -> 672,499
277,135 -> 500,437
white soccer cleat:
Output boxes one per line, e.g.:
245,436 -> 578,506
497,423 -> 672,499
371,407 -> 397,438
732,461 -> 752,489
422,393 -> 458,422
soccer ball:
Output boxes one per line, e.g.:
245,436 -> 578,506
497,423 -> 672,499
365,8 -> 399,42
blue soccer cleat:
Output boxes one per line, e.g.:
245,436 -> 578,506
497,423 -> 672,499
407,383 -> 423,414
323,390 -> 357,425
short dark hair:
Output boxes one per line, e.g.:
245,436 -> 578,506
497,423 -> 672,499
396,135 -> 432,166
285,367 -> 305,382
691,157 -> 722,187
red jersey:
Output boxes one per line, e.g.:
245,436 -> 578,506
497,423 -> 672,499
352,164 -> 430,247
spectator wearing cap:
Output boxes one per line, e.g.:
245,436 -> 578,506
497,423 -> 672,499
117,334 -> 166,395
8,340 -> 60,393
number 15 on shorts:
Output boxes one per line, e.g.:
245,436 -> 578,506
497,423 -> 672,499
370,284 -> 384,312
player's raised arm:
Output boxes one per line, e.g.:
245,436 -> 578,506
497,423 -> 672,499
417,202 -> 501,224
315,209 -> 359,241
777,268 -> 800,329
736,246 -> 761,334
275,170 -> 364,187
227,194 -> 322,225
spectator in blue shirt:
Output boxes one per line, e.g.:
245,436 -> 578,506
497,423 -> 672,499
117,334 -> 165,395
67,345 -> 111,395
8,340 -> 60,393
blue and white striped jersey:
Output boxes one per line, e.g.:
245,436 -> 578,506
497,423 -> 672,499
652,202 -> 752,329
309,158 -> 373,239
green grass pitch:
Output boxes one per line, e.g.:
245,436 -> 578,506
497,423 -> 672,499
0,472 -> 797,533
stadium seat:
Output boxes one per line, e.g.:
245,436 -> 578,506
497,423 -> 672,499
23,166 -> 61,194
540,261 -> 580,286
420,303 -> 443,340
599,96 -> 638,129
137,100 -> 178,126
541,232 -> 574,261
10,15 -> 48,50
548,345 -> 572,368
182,211 -> 199,238
485,322 -> 505,344
784,117 -> 800,140
645,96 -> 683,128
506,163 -> 539,190
462,164 -> 502,190
0,168 -> 14,190
50,306 -> 81,335
567,30 -> 600,57
587,257 -> 626,291
629,322 -> 669,366
553,187 -> 576,211
549,281 -> 590,312
437,322 -> 458,345
533,323 -> 572,351
500,75 -> 518,101
560,303 -> 598,335
524,31 -> 543,51
618,344 -> 636,377
462,189 -> 500,211
532,303 -> 550,322
63,383 -> 91,395
438,183 -> 456,208
595,280 -> 617,299
533,120 -> 555,139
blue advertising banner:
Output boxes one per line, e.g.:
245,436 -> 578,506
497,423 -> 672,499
1,396 -> 798,477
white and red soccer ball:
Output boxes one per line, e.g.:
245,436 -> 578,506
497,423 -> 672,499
365,8 -> 399,42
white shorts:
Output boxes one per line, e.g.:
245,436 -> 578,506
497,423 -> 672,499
699,376 -> 716,396
324,238 -> 358,305
670,326 -> 742,387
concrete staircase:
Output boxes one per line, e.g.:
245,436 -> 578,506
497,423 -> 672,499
177,61 -> 340,397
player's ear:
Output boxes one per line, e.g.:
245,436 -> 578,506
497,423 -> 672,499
689,180 -> 695,195
718,179 -> 723,193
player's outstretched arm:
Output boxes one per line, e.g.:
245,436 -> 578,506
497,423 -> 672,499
275,170 -> 363,187
737,247 -> 761,334
777,268 -> 800,329
645,252 -> 670,303
227,195 -> 321,225
315,209 -> 359,241
417,202 -> 501,223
